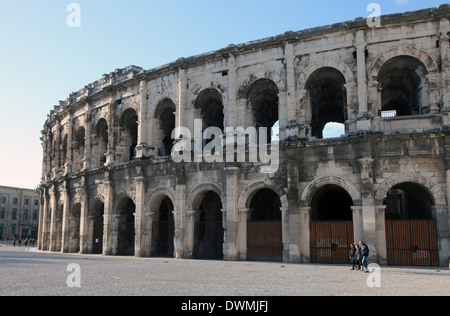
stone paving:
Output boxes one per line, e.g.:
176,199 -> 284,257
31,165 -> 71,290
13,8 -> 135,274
0,243 -> 449,297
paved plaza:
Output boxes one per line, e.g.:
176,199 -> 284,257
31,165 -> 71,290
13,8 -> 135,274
0,242 -> 449,297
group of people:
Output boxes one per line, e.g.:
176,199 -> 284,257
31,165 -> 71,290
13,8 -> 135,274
13,236 -> 36,248
349,241 -> 370,273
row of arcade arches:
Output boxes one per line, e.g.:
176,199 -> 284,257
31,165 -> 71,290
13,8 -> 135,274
51,175 -> 440,266
47,50 -> 435,175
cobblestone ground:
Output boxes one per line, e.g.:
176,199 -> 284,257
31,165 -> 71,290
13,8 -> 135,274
0,243 -> 449,297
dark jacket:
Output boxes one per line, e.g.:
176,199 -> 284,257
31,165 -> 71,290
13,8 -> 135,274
361,244 -> 369,257
349,248 -> 356,260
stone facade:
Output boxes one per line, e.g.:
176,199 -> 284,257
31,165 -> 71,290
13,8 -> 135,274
39,6 -> 450,267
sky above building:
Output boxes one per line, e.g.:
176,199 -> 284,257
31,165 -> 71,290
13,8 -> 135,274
0,0 -> 447,189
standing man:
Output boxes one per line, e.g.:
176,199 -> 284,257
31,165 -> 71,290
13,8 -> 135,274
359,241 -> 369,273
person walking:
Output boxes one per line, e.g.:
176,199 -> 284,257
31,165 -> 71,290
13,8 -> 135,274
354,244 -> 362,270
349,243 -> 357,270
359,241 -> 369,273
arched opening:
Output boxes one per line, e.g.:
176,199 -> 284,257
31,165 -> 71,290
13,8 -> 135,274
378,56 -> 428,116
120,109 -> 138,162
194,191 -> 224,260
69,203 -> 81,253
384,182 -> 438,266
247,188 -> 283,262
306,67 -> 347,139
61,134 -> 68,168
117,197 -> 135,256
155,99 -> 176,157
155,196 -> 175,257
91,200 -> 104,254
93,119 -> 108,168
310,185 -> 354,264
311,185 -> 353,221
73,127 -> 85,172
195,89 -> 224,149
385,182 -> 433,220
246,79 -> 279,144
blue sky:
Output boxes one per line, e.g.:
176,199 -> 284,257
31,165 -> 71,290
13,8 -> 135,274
0,0 -> 446,189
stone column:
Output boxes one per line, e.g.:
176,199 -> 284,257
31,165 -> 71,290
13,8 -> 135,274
79,177 -> 89,254
236,208 -> 250,261
54,119 -> 62,178
228,53 -> 238,128
176,68 -> 187,138
83,107 -> 92,171
355,30 -> 368,117
105,96 -> 116,166
49,186 -> 58,252
280,207 -> 289,263
174,183 -> 186,259
103,172 -> 114,255
40,188 -> 50,251
136,80 -> 148,158
299,207 -> 311,263
224,167 -> 239,261
61,182 -> 70,253
287,208 -> 300,263
358,157 -> 377,262
134,174 -> 147,257
185,209 -> 199,259
284,42 -> 302,139
37,188 -> 46,250
65,111 -> 73,175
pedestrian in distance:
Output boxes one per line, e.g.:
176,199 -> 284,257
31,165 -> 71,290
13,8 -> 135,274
359,241 -> 369,273
349,243 -> 357,270
354,244 -> 362,270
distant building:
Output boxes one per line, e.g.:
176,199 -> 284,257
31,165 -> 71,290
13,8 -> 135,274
0,186 -> 40,241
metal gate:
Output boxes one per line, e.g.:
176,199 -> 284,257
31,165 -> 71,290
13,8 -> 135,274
247,221 -> 283,262
385,220 -> 439,267
310,221 -> 354,264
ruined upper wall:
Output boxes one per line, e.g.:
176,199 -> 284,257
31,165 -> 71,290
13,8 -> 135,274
44,4 -> 450,125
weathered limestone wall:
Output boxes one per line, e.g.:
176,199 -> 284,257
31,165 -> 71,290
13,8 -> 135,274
38,6 -> 450,267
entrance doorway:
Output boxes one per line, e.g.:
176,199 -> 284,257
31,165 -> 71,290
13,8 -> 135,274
193,191 -> 223,260
155,197 -> 175,257
384,182 -> 439,266
117,197 -> 135,256
310,185 -> 354,264
247,189 -> 283,262
91,200 -> 104,255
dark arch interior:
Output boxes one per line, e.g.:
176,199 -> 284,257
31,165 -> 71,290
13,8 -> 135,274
91,200 -> 104,254
246,79 -> 279,143
311,185 -> 353,221
249,189 -> 282,221
195,89 -> 224,132
194,191 -> 223,260
120,109 -> 138,161
155,99 -> 176,156
306,67 -> 347,139
117,197 -> 135,256
96,119 -> 109,165
384,182 -> 433,220
156,197 -> 175,257
378,56 -> 427,116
